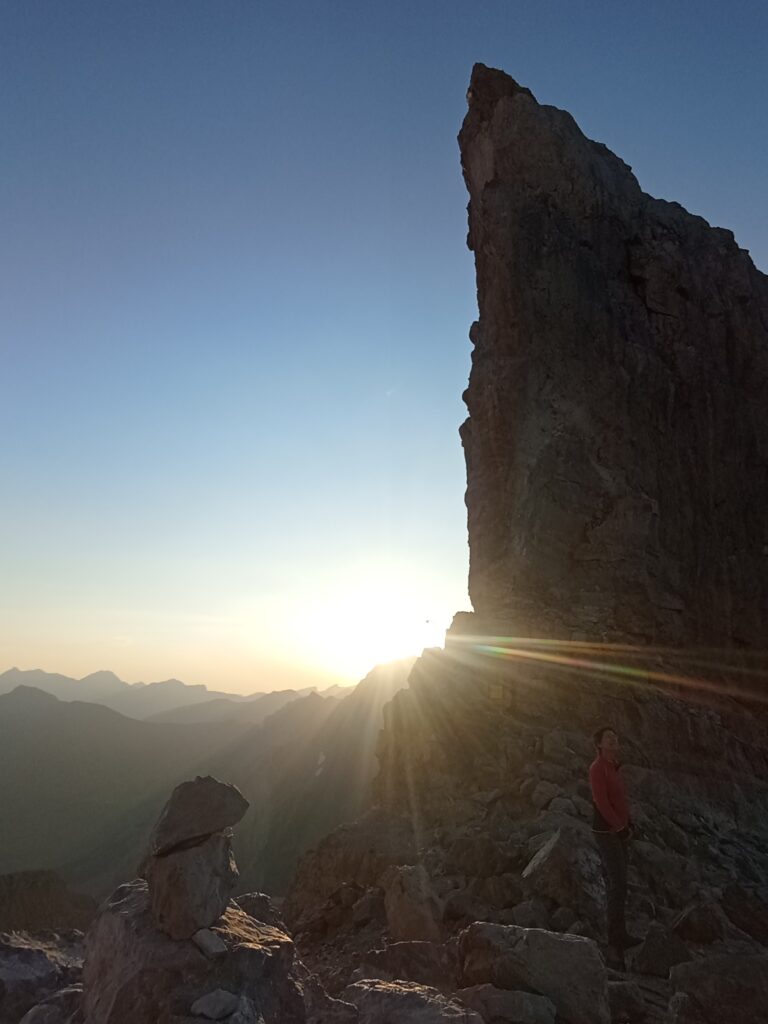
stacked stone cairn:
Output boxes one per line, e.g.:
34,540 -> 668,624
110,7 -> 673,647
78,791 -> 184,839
44,775 -> 351,1024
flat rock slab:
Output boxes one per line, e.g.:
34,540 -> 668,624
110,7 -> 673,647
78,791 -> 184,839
147,776 -> 249,857
190,987 -> 238,1019
360,940 -> 458,992
455,984 -> 556,1024
192,929 -> 228,959
342,979 -> 482,1023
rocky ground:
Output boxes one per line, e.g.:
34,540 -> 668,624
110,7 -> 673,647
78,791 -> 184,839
282,642 -> 768,1024
4,709 -> 767,1024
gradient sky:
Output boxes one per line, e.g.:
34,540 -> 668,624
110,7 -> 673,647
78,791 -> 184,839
2,1 -> 766,693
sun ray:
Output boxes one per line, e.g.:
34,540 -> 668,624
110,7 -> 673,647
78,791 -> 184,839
447,634 -> 768,705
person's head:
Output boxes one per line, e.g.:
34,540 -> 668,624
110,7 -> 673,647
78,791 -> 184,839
593,725 -> 620,760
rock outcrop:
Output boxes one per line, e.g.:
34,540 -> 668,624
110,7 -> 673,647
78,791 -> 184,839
81,880 -> 308,1024
284,65 -> 768,1024
459,62 -> 768,647
18,777 -> 364,1024
141,776 -> 247,940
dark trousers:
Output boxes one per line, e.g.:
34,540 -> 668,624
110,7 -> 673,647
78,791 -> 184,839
595,831 -> 629,946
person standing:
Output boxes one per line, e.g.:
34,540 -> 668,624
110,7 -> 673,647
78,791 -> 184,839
589,726 -> 641,967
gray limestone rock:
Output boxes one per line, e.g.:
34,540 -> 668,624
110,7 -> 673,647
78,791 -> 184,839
510,899 -> 549,930
190,988 -> 238,1019
146,776 -> 249,858
81,880 -> 305,1024
671,901 -> 728,944
341,979 -> 482,1023
629,922 -> 692,978
520,828 -> 603,925
459,62 -> 768,646
192,929 -> 228,959
454,984 -> 556,1024
360,940 -> 458,992
147,832 -> 239,940
668,954 -> 768,1023
458,922 -> 610,1024
529,782 -> 561,810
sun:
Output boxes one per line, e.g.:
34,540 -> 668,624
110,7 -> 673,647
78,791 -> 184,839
296,572 -> 448,682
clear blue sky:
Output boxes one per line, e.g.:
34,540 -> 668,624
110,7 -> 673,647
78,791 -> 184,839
2,1 -> 766,692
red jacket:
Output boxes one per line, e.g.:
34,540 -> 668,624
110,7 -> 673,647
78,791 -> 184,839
589,754 -> 630,832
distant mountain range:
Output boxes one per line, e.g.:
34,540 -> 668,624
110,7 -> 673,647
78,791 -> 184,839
0,658 -> 414,899
0,667 -> 349,722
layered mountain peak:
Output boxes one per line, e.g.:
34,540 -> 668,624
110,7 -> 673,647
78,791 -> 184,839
459,63 -> 768,646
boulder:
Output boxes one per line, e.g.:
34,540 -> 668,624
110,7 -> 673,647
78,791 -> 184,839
81,880 -> 305,1024
360,941 -> 458,992
720,884 -> 768,944
341,979 -> 482,1023
549,906 -> 577,932
455,984 -> 556,1024
146,832 -> 239,939
234,892 -> 286,930
668,954 -> 768,1023
547,797 -> 577,817
520,829 -> 603,925
145,777 -> 249,857
458,923 -> 610,1024
18,984 -> 82,1024
0,931 -> 82,1024
671,902 -> 727,944
190,988 -> 239,1019
443,890 -> 491,929
510,900 -> 549,930
529,782 -> 561,810
382,865 -> 444,943
294,959 -> 357,1024
629,922 -> 691,978
227,997 -> 260,1024
606,979 -> 645,1024
475,874 -> 522,910
192,929 -> 228,959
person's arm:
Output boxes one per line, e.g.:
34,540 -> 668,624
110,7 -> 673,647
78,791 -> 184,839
589,762 -> 625,832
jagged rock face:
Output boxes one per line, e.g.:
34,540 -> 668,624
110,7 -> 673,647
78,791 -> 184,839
459,63 -> 768,645
281,67 -> 768,1024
